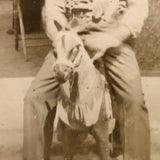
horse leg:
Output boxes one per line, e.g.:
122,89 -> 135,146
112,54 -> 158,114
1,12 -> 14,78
91,99 -> 110,160
44,106 -> 57,160
62,127 -> 76,160
92,118 -> 110,160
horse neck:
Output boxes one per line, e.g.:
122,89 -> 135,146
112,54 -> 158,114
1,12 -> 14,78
73,49 -> 99,87
77,49 -> 95,73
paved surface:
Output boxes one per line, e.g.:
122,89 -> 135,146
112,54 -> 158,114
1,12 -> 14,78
0,1 -> 160,160
0,76 -> 160,160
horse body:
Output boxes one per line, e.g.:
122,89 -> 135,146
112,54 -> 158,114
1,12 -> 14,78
45,30 -> 114,160
57,47 -> 106,129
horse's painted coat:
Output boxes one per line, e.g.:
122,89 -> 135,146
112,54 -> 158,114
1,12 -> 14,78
55,32 -> 114,131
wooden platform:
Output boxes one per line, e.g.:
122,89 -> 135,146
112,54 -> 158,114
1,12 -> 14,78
18,32 -> 51,47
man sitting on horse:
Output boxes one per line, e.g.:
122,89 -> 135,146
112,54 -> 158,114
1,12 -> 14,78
23,0 -> 150,160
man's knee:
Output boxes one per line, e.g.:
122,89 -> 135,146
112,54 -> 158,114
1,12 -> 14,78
24,88 -> 42,104
122,91 -> 145,111
24,87 -> 58,110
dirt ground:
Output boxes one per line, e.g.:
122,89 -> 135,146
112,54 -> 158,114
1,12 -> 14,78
0,1 -> 160,160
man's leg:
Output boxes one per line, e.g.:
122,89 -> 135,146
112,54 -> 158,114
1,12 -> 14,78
104,44 -> 150,160
23,51 -> 59,160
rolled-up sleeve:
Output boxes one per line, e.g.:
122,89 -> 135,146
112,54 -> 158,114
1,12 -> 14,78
120,0 -> 148,38
44,0 -> 68,42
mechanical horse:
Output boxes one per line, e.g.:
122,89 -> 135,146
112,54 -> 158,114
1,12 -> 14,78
44,22 -> 115,160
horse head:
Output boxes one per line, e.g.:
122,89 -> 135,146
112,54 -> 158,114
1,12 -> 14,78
52,21 -> 84,83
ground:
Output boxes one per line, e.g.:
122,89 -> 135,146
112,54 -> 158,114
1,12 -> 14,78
0,0 -> 160,160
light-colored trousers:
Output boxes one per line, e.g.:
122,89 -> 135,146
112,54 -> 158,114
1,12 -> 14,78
23,43 -> 150,160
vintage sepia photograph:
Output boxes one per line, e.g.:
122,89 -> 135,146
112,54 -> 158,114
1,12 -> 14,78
0,0 -> 159,160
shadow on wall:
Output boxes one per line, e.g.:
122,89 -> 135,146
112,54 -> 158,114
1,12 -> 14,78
135,0 -> 160,70
0,0 -> 49,78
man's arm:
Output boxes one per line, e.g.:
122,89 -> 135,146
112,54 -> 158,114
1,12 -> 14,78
83,0 -> 148,52
120,0 -> 148,39
103,0 -> 149,41
44,0 -> 68,43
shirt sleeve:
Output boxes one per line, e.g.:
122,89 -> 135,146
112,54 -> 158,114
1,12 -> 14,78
120,0 -> 148,38
44,0 -> 68,42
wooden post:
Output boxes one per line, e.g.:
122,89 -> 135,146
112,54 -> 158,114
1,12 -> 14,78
17,0 -> 28,61
15,1 -> 19,51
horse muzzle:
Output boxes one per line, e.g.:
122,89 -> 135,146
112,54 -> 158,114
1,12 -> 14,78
53,63 -> 73,83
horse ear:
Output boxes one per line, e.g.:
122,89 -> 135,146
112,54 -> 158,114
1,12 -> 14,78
54,20 -> 63,32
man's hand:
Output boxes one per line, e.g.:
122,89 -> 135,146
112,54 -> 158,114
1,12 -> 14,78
82,32 -> 121,53
81,25 -> 130,54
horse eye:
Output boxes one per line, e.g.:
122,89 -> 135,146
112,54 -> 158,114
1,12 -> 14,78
71,47 -> 78,54
69,44 -> 81,62
71,44 -> 81,55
